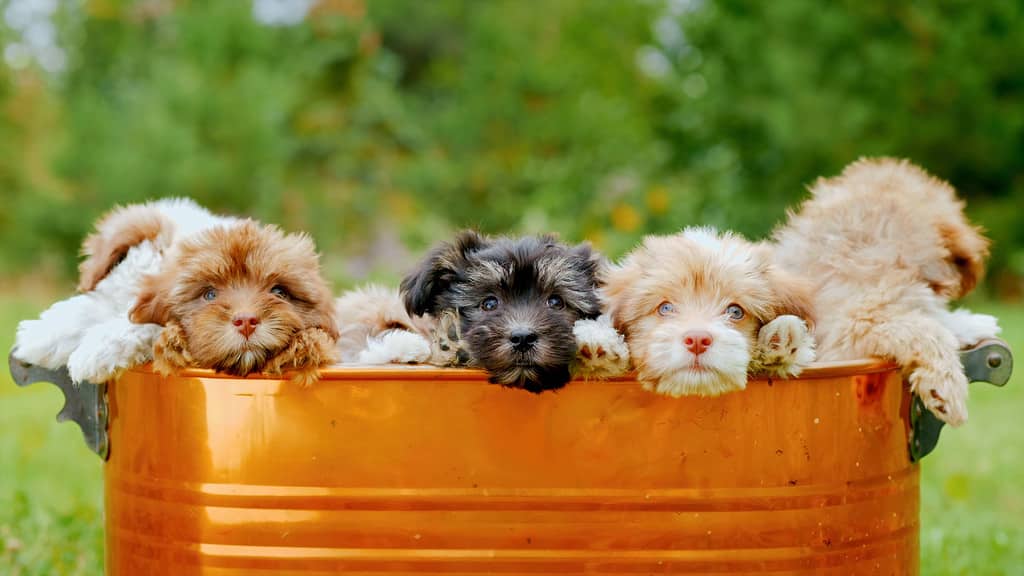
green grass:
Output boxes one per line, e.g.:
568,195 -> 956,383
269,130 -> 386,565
1,294 -> 1022,574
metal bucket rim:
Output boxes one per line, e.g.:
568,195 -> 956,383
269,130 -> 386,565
125,358 -> 899,382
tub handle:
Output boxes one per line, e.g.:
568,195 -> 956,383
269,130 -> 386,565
7,350 -> 109,460
910,338 -> 1013,462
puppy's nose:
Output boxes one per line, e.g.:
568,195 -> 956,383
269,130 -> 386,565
232,314 -> 260,338
683,330 -> 713,355
509,329 -> 539,352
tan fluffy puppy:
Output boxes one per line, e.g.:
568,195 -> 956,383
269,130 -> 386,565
604,227 -> 816,397
773,158 -> 998,425
129,221 -> 339,386
334,285 -> 436,364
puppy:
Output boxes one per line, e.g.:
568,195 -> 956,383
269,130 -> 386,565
396,230 -> 616,392
128,221 -> 339,387
603,227 -> 816,397
772,158 -> 999,425
13,198 -> 235,384
334,284 -> 434,365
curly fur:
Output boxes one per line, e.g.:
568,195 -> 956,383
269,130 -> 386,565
398,230 -> 605,392
13,198 -> 235,384
603,227 -> 816,397
129,221 -> 339,386
772,157 -> 999,425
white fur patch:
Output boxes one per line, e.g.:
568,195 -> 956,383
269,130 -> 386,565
938,308 -> 1001,348
572,315 -> 630,378
357,330 -> 431,365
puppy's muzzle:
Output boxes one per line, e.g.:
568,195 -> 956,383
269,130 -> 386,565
509,328 -> 539,352
233,314 -> 260,339
683,330 -> 713,356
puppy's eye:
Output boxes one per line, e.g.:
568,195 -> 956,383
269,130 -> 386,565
270,285 -> 290,299
657,301 -> 675,316
481,296 -> 499,311
726,304 -> 745,321
546,295 -> 565,309
202,288 -> 217,302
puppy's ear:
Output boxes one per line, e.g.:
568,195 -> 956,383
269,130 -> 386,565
938,220 -> 989,298
765,266 -> 816,329
129,273 -> 172,326
600,256 -> 642,337
78,204 -> 172,292
567,242 -> 605,318
400,230 -> 489,316
312,294 -> 341,339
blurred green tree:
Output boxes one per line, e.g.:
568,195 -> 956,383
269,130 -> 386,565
0,0 -> 1021,294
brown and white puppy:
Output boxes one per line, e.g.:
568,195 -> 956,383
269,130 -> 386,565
772,158 -> 999,425
334,284 -> 436,365
129,220 -> 339,386
604,227 -> 816,397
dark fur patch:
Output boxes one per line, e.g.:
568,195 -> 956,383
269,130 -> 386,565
401,231 -> 603,391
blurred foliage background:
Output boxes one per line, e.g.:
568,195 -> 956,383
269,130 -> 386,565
0,0 -> 1021,292
1,2 -> 1023,574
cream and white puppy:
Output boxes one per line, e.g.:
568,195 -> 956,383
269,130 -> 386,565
603,227 -> 816,396
13,198 -> 236,384
772,158 -> 999,425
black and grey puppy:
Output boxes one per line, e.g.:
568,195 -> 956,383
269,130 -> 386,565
401,230 -> 604,392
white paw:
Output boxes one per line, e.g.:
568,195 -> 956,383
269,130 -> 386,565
909,363 -> 969,426
753,315 -> 815,377
942,309 -> 1001,348
572,315 -> 630,379
66,321 -> 161,384
357,330 -> 431,364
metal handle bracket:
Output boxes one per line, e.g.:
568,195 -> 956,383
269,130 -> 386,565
909,338 -> 1013,462
8,350 -> 110,460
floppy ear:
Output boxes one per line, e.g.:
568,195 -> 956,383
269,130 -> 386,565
938,220 -> 989,298
78,204 -> 172,292
566,242 -> 605,318
400,230 -> 488,316
311,294 -> 341,339
600,255 -> 642,337
128,273 -> 173,326
765,266 -> 816,330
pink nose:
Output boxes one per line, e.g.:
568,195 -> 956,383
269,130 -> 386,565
683,330 -> 713,356
233,315 -> 260,338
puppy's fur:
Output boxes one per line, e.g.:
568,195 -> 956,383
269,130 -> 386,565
772,158 -> 999,425
604,227 -> 816,397
13,198 -> 236,383
398,230 -> 607,392
334,285 -> 433,365
129,221 -> 339,386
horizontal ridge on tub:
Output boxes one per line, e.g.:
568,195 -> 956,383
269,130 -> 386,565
138,358 -> 898,381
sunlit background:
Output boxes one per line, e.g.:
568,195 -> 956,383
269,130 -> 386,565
0,1 -> 1021,574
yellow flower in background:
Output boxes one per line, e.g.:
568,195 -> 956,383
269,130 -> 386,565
611,203 -> 641,232
646,186 -> 670,215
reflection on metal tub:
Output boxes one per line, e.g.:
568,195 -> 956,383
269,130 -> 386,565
104,360 -> 918,575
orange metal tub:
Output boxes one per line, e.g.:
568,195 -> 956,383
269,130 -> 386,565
11,340 -> 1011,575
104,361 -> 915,575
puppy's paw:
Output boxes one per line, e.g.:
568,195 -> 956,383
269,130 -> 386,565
358,330 -> 431,364
152,322 -> 193,377
266,327 -> 338,387
67,321 -> 162,384
572,316 -> 630,379
909,363 -> 969,426
751,315 -> 815,378
428,309 -> 469,366
942,308 -> 1001,349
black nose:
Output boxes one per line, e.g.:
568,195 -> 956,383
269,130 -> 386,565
509,329 -> 539,352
